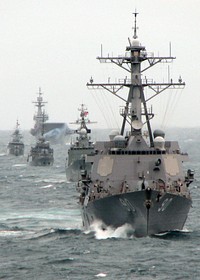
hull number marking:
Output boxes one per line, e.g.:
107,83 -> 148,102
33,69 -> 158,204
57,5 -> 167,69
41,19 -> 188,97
119,198 -> 136,212
158,198 -> 173,212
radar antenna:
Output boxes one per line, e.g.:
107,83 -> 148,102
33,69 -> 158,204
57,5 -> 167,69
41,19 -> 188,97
133,11 -> 138,39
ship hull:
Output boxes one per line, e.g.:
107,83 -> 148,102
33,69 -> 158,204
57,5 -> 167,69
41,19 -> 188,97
66,159 -> 92,182
66,147 -> 94,182
8,143 -> 24,156
29,156 -> 54,166
82,190 -> 191,237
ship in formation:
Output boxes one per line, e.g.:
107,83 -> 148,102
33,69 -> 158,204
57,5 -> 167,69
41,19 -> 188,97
7,120 -> 24,156
77,13 -> 194,237
66,104 -> 96,182
30,88 -> 72,143
28,114 -> 54,166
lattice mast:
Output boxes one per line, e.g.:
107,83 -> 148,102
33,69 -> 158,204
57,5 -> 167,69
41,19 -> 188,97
87,13 -> 185,146
32,87 -> 49,124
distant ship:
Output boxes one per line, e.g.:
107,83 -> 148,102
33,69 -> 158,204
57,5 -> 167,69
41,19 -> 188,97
77,13 -> 194,237
66,104 -> 96,182
30,88 -> 72,143
7,120 -> 24,156
28,114 -> 54,166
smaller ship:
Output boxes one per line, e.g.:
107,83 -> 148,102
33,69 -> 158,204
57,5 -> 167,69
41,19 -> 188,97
28,114 -> 54,166
7,120 -> 24,156
66,104 -> 96,182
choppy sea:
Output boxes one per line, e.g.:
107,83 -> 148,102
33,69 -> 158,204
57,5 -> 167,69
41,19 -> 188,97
0,128 -> 200,280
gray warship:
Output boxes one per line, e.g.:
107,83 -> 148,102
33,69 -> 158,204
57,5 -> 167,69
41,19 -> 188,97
30,88 -> 71,143
77,13 -> 194,237
28,114 -> 54,166
66,104 -> 96,182
7,120 -> 24,156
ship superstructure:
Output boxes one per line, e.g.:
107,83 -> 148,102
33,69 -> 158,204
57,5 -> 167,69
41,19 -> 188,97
30,87 -> 48,137
28,113 -> 54,166
66,104 -> 96,182
77,14 -> 194,237
8,120 -> 24,156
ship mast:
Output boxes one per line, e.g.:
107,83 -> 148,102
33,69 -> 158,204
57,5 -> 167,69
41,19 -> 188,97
32,87 -> 49,125
87,13 -> 185,147
70,104 -> 97,133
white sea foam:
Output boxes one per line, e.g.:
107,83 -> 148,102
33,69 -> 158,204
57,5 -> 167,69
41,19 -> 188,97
95,272 -> 107,277
12,164 -> 27,167
182,227 -> 192,233
40,184 -> 53,189
0,230 -> 23,237
154,228 -> 192,237
42,178 -> 66,184
88,220 -> 134,240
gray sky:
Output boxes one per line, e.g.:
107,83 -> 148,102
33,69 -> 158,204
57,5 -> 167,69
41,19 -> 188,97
0,0 -> 199,131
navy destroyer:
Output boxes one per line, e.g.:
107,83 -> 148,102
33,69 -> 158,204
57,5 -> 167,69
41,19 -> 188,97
28,114 -> 54,166
77,14 -> 194,237
7,120 -> 24,156
66,104 -> 96,182
30,88 -> 71,143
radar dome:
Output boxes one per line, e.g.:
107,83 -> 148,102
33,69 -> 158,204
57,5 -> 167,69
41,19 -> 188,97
132,120 -> 143,130
131,39 -> 140,47
109,130 -> 119,141
153,129 -> 165,139
154,136 -> 165,151
79,128 -> 87,135
113,135 -> 125,142
113,135 -> 126,148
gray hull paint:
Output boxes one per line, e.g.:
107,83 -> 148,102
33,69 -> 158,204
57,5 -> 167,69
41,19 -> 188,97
66,147 -> 94,182
29,157 -> 54,166
82,190 -> 191,237
78,15 -> 194,237
66,159 -> 92,182
8,143 -> 24,156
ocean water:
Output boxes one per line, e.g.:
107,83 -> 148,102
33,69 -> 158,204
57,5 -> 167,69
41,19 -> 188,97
0,129 -> 200,280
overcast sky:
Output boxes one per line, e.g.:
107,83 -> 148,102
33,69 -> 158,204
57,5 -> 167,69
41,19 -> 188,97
0,0 -> 199,131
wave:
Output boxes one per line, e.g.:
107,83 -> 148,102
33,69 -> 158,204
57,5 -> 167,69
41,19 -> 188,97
95,273 -> 107,278
12,164 -> 27,167
153,228 -> 193,239
0,230 -> 24,237
40,184 -> 54,189
47,257 -> 75,265
35,178 -> 66,185
0,153 -> 6,157
28,228 -> 82,240
85,221 -> 135,240
84,221 -> 196,240
0,224 -> 31,237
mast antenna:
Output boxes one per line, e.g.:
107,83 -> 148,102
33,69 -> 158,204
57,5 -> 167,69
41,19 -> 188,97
169,41 -> 172,57
133,11 -> 138,39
